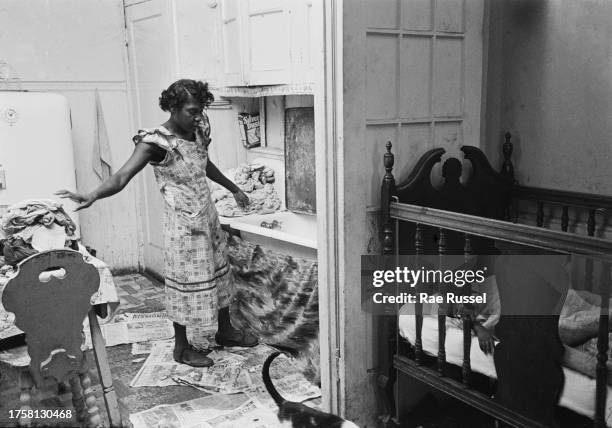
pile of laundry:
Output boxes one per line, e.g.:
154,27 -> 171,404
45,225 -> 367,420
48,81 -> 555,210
211,163 -> 282,217
0,199 -> 79,267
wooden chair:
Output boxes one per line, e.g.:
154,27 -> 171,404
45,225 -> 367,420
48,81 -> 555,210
2,249 -> 122,427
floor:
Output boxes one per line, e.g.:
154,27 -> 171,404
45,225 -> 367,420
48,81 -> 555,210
0,274 -> 244,427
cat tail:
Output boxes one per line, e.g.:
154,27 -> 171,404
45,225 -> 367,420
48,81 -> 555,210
263,352 -> 287,406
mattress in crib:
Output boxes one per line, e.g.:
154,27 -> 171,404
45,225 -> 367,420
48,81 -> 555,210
398,307 -> 612,425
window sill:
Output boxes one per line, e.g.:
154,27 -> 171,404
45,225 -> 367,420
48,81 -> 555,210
248,147 -> 284,160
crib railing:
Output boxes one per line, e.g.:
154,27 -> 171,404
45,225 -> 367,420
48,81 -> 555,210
386,205 -> 612,427
380,140 -> 612,428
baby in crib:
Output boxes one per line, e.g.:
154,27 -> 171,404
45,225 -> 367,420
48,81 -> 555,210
448,254 -> 501,355
468,271 -> 500,355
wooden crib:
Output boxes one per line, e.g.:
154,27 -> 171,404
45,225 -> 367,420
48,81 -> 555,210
378,134 -> 612,427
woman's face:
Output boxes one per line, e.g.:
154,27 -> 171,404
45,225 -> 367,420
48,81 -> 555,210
171,96 -> 204,133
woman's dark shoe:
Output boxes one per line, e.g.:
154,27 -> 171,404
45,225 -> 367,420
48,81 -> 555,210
173,344 -> 214,367
215,329 -> 259,348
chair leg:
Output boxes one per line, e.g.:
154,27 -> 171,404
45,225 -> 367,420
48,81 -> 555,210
79,371 -> 102,428
88,309 -> 122,427
69,375 -> 86,423
18,370 -> 34,427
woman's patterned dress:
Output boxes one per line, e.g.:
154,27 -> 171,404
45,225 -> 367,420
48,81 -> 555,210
133,117 -> 233,327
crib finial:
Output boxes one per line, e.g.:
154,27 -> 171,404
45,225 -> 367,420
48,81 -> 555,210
384,141 -> 394,178
381,141 -> 396,256
501,132 -> 514,180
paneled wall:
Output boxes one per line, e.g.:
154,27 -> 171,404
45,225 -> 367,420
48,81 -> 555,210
339,0 -> 484,424
364,0 -> 484,208
0,0 -> 139,272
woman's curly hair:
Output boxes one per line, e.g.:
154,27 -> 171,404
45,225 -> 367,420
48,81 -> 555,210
159,79 -> 214,112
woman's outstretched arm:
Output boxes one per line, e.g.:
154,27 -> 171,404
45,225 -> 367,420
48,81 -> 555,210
56,143 -> 162,211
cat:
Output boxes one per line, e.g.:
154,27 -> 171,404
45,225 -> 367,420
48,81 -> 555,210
263,352 -> 360,428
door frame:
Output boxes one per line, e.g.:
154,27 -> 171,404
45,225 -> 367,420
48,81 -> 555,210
122,0 -> 180,279
315,0 -> 344,416
120,0 -> 346,415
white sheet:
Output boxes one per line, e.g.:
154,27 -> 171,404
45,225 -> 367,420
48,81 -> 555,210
398,307 -> 612,426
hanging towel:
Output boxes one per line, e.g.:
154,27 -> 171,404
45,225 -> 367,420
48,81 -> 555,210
92,89 -> 113,180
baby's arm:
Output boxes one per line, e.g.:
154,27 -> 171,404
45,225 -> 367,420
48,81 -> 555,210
473,322 -> 495,355
473,274 -> 501,354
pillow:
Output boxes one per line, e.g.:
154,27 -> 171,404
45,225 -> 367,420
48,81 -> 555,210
559,289 -> 612,346
562,343 -> 612,385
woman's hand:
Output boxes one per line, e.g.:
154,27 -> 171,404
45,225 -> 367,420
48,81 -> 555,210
55,190 -> 96,211
232,189 -> 249,209
195,115 -> 211,148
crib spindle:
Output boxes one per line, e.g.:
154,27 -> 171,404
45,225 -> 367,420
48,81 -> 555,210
585,210 -> 596,291
594,263 -> 610,428
501,132 -> 514,180
588,209 -> 596,237
461,234 -> 473,386
414,223 -> 424,365
537,202 -> 544,227
561,206 -> 569,232
513,199 -> 519,224
437,228 -> 447,376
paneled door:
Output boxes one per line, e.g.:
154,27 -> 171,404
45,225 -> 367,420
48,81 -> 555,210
125,0 -> 176,278
219,0 -> 292,86
366,0 -> 485,192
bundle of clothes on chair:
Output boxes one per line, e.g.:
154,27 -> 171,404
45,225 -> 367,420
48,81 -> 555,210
0,199 -> 81,269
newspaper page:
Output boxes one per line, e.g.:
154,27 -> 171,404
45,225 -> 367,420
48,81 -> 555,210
131,341 -> 154,355
129,392 -> 253,428
203,399 -> 280,428
172,350 -> 249,394
236,349 -> 321,410
131,341 -> 252,391
0,322 -> 22,340
130,340 -> 189,387
245,370 -> 321,411
0,345 -> 29,366
83,311 -> 173,348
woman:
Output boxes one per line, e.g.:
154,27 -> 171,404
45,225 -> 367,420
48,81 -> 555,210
56,79 -> 258,367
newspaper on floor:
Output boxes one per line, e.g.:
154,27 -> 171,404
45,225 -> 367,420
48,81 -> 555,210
130,340 -> 321,406
132,341 -> 154,355
0,345 -> 29,367
83,311 -> 173,348
172,350 -> 250,393
245,369 -> 321,411
231,348 -> 321,410
204,398 -> 281,428
130,341 -> 249,392
0,322 -> 21,340
129,392 -> 253,428
131,396 -> 281,428
130,340 -> 186,387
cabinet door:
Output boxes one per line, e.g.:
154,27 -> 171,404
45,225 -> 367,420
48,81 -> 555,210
219,0 -> 244,86
290,0 -> 315,84
242,0 -> 291,85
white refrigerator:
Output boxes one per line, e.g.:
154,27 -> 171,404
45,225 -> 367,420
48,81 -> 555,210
0,91 -> 79,231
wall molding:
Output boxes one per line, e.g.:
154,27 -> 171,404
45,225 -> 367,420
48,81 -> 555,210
207,99 -> 232,110
15,80 -> 128,92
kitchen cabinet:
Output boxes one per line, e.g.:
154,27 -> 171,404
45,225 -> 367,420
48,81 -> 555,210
218,0 -> 314,87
